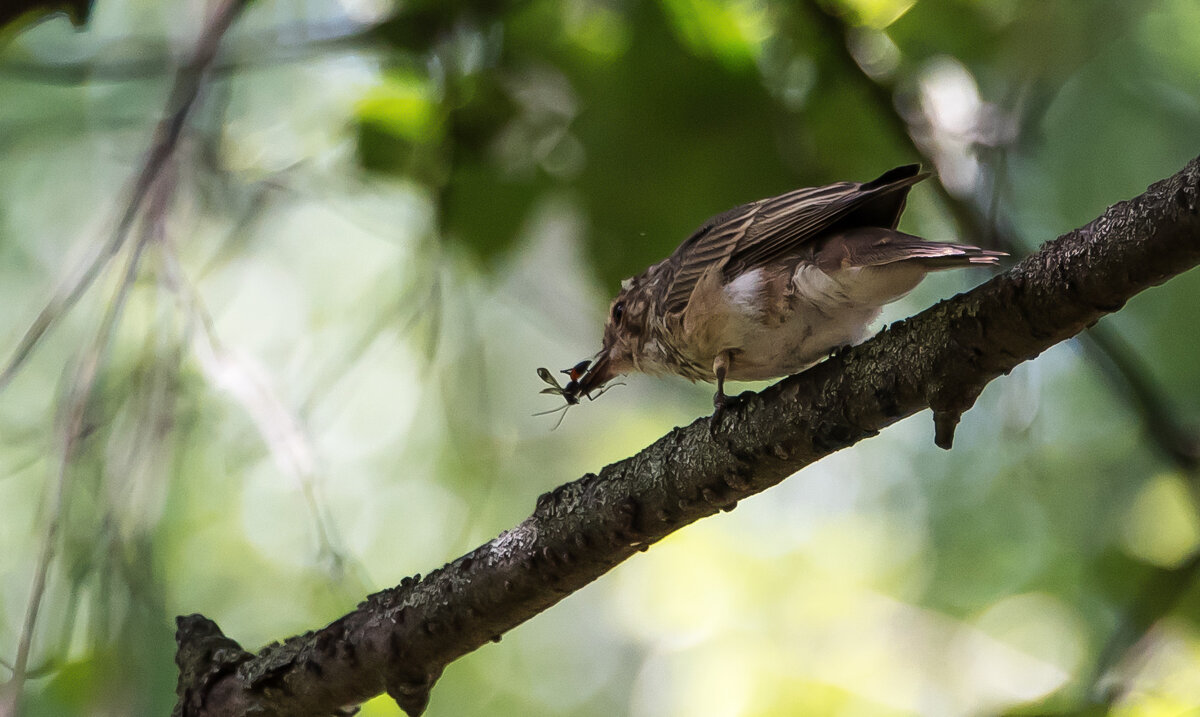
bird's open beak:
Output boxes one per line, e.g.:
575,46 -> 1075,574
564,353 -> 615,402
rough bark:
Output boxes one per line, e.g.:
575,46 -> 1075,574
174,154 -> 1200,717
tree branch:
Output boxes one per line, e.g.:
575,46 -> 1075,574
174,154 -> 1200,717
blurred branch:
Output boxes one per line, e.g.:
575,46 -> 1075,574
0,20 -> 376,85
1077,328 -> 1200,709
1088,551 -> 1200,705
1,156 -> 173,715
0,0 -> 248,394
159,239 -> 356,581
0,0 -> 248,713
174,157 -> 1200,717
1079,329 -> 1199,470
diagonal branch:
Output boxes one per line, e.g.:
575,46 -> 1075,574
174,154 -> 1200,717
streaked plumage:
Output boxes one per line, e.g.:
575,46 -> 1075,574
564,165 -> 1004,411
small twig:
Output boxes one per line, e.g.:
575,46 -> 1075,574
158,239 -> 354,578
0,19 -> 379,86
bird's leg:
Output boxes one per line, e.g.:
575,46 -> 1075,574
710,350 -> 737,430
713,352 -> 731,409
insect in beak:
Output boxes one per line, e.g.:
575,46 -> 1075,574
534,367 -> 579,431
564,359 -> 591,382
537,366 -> 581,405
534,359 -> 622,429
560,359 -> 591,399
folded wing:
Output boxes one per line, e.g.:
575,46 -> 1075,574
660,164 -> 928,315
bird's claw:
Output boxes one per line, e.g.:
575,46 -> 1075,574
830,343 -> 855,360
709,391 -> 741,436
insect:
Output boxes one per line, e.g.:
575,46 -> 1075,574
534,361 -> 621,429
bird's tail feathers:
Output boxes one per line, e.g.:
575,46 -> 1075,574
816,228 -> 1006,273
888,242 -> 1007,269
859,164 -> 930,193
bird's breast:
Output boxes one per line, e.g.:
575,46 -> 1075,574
670,261 -> 890,382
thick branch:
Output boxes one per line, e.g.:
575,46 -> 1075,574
175,155 -> 1200,716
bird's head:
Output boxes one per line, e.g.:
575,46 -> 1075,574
566,276 -> 653,401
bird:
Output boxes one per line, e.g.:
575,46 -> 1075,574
559,164 -> 1004,416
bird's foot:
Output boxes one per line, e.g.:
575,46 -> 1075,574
709,351 -> 737,437
829,343 -> 855,360
709,391 -> 742,436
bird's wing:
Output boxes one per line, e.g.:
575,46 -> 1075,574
660,165 -> 927,315
660,201 -> 765,315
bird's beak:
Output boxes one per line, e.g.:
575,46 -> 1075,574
565,352 -> 615,402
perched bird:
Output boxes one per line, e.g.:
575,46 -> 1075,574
560,165 -> 1004,415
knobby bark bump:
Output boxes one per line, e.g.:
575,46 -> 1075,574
174,154 -> 1200,717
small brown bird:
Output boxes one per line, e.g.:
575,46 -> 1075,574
561,165 -> 1004,414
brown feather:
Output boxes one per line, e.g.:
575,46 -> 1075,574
813,227 -> 1006,273
659,164 -> 928,316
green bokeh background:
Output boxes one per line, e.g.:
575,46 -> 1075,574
1,0 -> 1199,715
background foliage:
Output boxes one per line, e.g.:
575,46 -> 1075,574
1,0 -> 1199,715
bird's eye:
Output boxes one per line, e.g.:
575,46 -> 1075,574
612,301 -> 625,323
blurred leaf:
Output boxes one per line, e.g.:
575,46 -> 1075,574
659,0 -> 769,68
30,655 -> 104,715
885,0 -> 1007,65
1119,472 -> 1200,569
358,71 -> 443,145
827,0 -> 918,30
1092,548 -> 1182,621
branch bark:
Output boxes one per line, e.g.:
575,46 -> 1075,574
174,154 -> 1200,717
